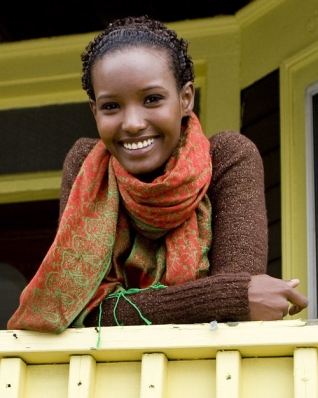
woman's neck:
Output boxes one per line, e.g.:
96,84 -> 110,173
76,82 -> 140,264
135,164 -> 166,183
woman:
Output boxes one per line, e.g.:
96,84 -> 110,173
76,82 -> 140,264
8,16 -> 308,333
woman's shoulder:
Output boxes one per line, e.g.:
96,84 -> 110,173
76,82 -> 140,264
207,130 -> 264,194
67,137 -> 100,158
208,130 -> 263,169
63,137 -> 100,171
209,130 -> 260,157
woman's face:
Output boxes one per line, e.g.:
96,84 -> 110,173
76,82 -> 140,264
89,47 -> 194,178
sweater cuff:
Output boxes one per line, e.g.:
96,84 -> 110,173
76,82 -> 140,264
84,274 -> 251,327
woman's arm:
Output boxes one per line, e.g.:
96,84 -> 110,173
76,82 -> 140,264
207,132 -> 307,319
207,130 -> 268,276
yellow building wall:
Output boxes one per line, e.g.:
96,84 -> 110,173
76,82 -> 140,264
1,0 -> 318,314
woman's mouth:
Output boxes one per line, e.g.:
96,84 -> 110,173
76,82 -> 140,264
122,138 -> 155,150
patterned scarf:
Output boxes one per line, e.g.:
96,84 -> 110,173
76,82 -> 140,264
7,112 -> 212,333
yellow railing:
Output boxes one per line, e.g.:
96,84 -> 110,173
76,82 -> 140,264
1,319 -> 318,397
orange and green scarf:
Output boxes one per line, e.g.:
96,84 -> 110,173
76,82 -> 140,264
7,112 -> 212,333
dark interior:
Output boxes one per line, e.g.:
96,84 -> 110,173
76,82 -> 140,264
0,1 -> 253,43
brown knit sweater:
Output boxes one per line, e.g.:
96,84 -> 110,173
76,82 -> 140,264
59,131 -> 268,326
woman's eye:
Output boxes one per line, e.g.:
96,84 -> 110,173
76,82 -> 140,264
145,95 -> 162,104
102,102 -> 118,110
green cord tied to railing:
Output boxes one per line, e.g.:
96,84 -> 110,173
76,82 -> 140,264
96,283 -> 167,348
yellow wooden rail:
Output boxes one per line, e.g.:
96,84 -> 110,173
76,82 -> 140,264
1,319 -> 318,397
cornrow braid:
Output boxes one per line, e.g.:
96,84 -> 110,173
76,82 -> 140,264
81,15 -> 195,100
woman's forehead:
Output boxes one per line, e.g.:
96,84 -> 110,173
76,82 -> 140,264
94,47 -> 171,76
101,45 -> 169,63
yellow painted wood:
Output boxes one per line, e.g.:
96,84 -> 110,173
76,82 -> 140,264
294,348 -> 318,397
237,0 -> 318,89
216,350 -> 241,398
0,358 -> 26,398
280,39 -> 318,318
0,34 -> 94,110
241,357 -> 293,398
68,355 -> 96,398
0,171 -> 61,204
2,320 -> 316,364
94,362 -> 141,398
140,353 -> 167,398
167,359 -> 216,398
25,364 -> 68,398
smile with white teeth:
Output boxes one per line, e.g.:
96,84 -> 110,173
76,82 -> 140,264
123,138 -> 155,150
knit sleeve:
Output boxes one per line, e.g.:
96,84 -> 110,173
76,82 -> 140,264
83,131 -> 268,327
208,131 -> 268,276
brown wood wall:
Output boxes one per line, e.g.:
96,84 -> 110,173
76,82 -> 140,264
241,69 -> 281,278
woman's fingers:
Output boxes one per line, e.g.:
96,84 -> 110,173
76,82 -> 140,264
248,274 -> 308,321
289,305 -> 300,316
286,279 -> 300,288
286,284 -> 308,315
282,306 -> 289,317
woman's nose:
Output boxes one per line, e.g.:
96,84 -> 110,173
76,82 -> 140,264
121,108 -> 147,134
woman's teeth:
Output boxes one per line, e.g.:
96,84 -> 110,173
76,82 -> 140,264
123,138 -> 155,150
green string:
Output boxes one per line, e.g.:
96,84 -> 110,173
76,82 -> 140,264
96,283 -> 167,348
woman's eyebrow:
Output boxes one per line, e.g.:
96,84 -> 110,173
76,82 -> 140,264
142,85 -> 164,91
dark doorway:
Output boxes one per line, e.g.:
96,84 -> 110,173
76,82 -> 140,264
241,70 -> 281,278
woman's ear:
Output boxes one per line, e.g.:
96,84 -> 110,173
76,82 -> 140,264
181,82 -> 195,117
89,99 -> 97,118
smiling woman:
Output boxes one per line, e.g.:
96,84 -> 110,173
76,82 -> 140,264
7,15 -> 308,334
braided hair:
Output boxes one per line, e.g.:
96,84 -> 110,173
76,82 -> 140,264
81,15 -> 195,101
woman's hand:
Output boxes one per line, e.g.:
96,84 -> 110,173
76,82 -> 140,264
248,274 -> 308,321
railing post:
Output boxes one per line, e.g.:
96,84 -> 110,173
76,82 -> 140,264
68,355 -> 96,398
140,353 -> 168,398
0,358 -> 26,398
216,350 -> 241,398
294,347 -> 318,397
